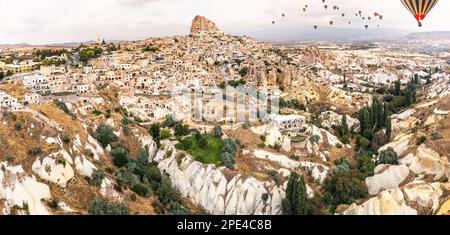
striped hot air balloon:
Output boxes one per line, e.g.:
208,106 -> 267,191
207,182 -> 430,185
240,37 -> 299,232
400,0 -> 439,27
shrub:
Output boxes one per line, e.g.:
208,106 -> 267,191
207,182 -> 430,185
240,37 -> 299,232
355,135 -> 370,150
269,170 -> 280,185
149,123 -> 161,140
61,133 -> 71,144
242,122 -> 249,129
309,134 -> 321,144
89,197 -> 129,215
431,132 -> 442,140
323,169 -> 368,212
335,143 -> 343,149
55,100 -> 70,114
198,136 -> 208,148
90,169 -> 105,187
160,129 -> 172,140
131,183 -> 152,197
221,152 -> 234,169
93,124 -> 117,148
416,136 -> 427,145
157,176 -> 182,206
111,147 -> 129,167
137,147 -> 150,165
174,123 -> 189,137
28,147 -> 42,156
164,115 -> 175,128
14,123 -> 22,131
258,143 -> 266,148
213,125 -> 223,138
357,152 -> 375,177
377,148 -> 398,165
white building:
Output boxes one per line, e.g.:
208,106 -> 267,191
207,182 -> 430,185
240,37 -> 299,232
269,114 -> 306,130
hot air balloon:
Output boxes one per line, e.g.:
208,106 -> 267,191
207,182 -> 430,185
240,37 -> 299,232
322,0 -> 325,3
272,21 -> 275,24
282,13 -> 285,18
355,13 -> 358,16
314,25 -> 318,30
303,8 -> 306,12
305,5 -> 308,8
358,10 -> 362,15
368,16 -> 371,20
365,25 -> 369,30
379,15 -> 383,20
401,0 -> 439,27
348,21 -> 351,24
342,13 -> 345,17
324,5 -> 328,9
377,25 -> 380,27
362,17 -> 365,20
329,21 -> 334,26
374,12 -> 379,17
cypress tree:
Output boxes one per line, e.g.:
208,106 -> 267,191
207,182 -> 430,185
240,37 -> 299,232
383,103 -> 389,128
342,114 -> 349,136
282,173 -> 308,215
386,116 -> 392,141
395,80 -> 401,96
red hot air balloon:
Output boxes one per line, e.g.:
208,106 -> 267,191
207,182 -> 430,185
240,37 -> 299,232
374,12 -> 379,17
401,0 -> 439,27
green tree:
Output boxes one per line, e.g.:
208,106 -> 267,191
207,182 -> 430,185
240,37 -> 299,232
323,169 -> 368,212
149,123 -> 161,140
213,124 -> 223,138
377,148 -> 398,165
394,79 -> 401,96
89,197 -> 129,215
174,123 -> 189,137
93,124 -> 117,148
386,116 -> 392,141
90,169 -> 105,187
164,115 -> 175,127
111,147 -> 129,167
282,173 -> 308,215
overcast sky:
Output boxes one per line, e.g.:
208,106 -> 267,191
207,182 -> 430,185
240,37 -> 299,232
1,0 -> 449,44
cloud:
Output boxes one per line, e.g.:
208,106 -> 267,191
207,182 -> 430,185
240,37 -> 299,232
0,0 -> 448,44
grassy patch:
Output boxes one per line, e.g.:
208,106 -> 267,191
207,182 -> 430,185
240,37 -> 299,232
184,134 -> 223,166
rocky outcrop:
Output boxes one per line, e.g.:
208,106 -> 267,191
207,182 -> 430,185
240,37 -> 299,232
341,189 -> 417,215
399,145 -> 450,180
190,15 -> 219,34
253,150 -> 299,170
0,162 -> 52,215
403,181 -> 449,213
365,164 -> 410,195
379,133 -> 412,156
150,141 -> 285,215
32,156 -> 74,188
